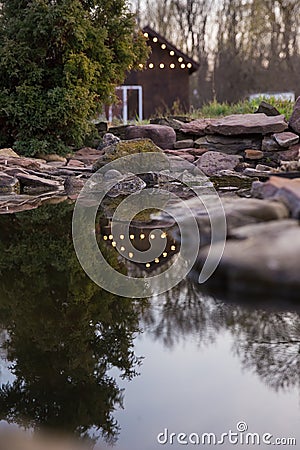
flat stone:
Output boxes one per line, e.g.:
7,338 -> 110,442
36,153 -> 67,163
0,172 -> 20,193
15,172 -> 61,190
255,101 -> 281,116
73,147 -> 104,165
276,145 -> 300,161
245,149 -> 264,160
125,125 -> 176,149
150,117 -> 185,130
289,96 -> 300,134
207,113 -> 287,136
180,118 -> 215,136
0,148 -> 19,158
251,175 -> 300,218
67,159 -> 85,167
196,151 -> 241,176
195,135 -> 262,154
0,156 -> 46,170
163,150 -> 195,162
273,131 -> 299,148
243,168 -> 272,178
173,139 -> 194,149
195,219 -> 300,299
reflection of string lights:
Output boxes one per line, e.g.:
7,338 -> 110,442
148,63 -> 154,69
181,63 -> 186,69
159,63 -> 165,69
139,63 -> 144,69
170,63 -> 175,69
153,37 -> 158,42
170,50 -> 175,56
187,63 -> 192,68
178,57 -> 183,62
161,43 -> 166,49
144,32 -> 149,38
101,228 -> 178,270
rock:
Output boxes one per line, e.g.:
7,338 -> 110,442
273,131 -> 299,148
15,172 -> 61,191
206,113 -> 287,136
36,153 -> 67,163
255,164 -> 273,171
261,136 -> 281,151
64,176 -> 85,194
210,171 -> 254,190
125,124 -> 176,149
98,133 -> 120,150
244,149 -> 264,160
289,96 -> 300,134
165,155 -> 195,172
0,156 -> 46,171
73,147 -> 104,165
93,138 -> 162,171
196,151 -> 241,176
243,168 -> 272,178
188,148 -> 208,157
251,175 -> 300,218
106,175 -> 146,198
255,101 -> 281,116
0,172 -> 20,193
0,148 -> 19,158
67,159 -> 85,167
173,139 -> 194,149
180,118 -> 215,136
195,219 -> 300,299
276,145 -> 300,161
194,135 -> 262,154
150,117 -> 185,130
163,150 -> 195,162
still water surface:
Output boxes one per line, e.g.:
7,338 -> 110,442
0,203 -> 299,449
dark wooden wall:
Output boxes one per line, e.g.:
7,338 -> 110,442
125,42 -> 190,119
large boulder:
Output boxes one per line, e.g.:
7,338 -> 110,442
289,96 -> 300,134
93,138 -> 163,172
196,151 -> 241,176
125,124 -> 176,149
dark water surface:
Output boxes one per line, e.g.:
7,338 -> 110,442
0,203 -> 299,449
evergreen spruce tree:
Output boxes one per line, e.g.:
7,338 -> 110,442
0,0 -> 148,155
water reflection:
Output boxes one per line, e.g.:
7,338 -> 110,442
0,203 -> 300,447
143,280 -> 300,395
0,204 -> 147,444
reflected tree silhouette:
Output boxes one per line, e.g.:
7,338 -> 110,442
0,203 -> 147,445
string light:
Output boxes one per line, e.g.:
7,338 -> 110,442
109,235 -> 113,240
150,233 -> 156,239
112,241 -> 117,247
161,44 -> 166,49
161,232 -> 167,239
149,63 -> 154,69
155,258 -> 160,263
120,234 -> 124,240
178,57 -> 183,62
181,63 -> 186,69
170,50 -> 175,56
103,236 -> 108,241
129,252 -> 134,258
171,245 -> 176,251
144,32 -> 149,38
146,263 -> 151,268
170,63 -> 175,69
153,37 -> 158,42
140,233 -> 145,239
187,63 -> 192,68
163,252 -> 168,257
120,246 -> 125,251
159,63 -> 165,69
139,63 -> 144,69
130,234 -> 135,240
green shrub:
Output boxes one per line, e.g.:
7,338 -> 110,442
0,0 -> 149,155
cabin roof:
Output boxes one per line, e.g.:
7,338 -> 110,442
143,25 -> 200,74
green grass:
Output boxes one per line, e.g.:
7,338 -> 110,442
190,97 -> 294,120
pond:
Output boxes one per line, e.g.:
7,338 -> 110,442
0,202 -> 299,449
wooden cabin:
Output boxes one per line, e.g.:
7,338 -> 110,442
109,26 -> 199,121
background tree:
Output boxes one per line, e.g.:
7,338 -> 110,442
0,0 -> 148,155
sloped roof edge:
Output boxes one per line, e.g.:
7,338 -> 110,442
143,25 -> 200,74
